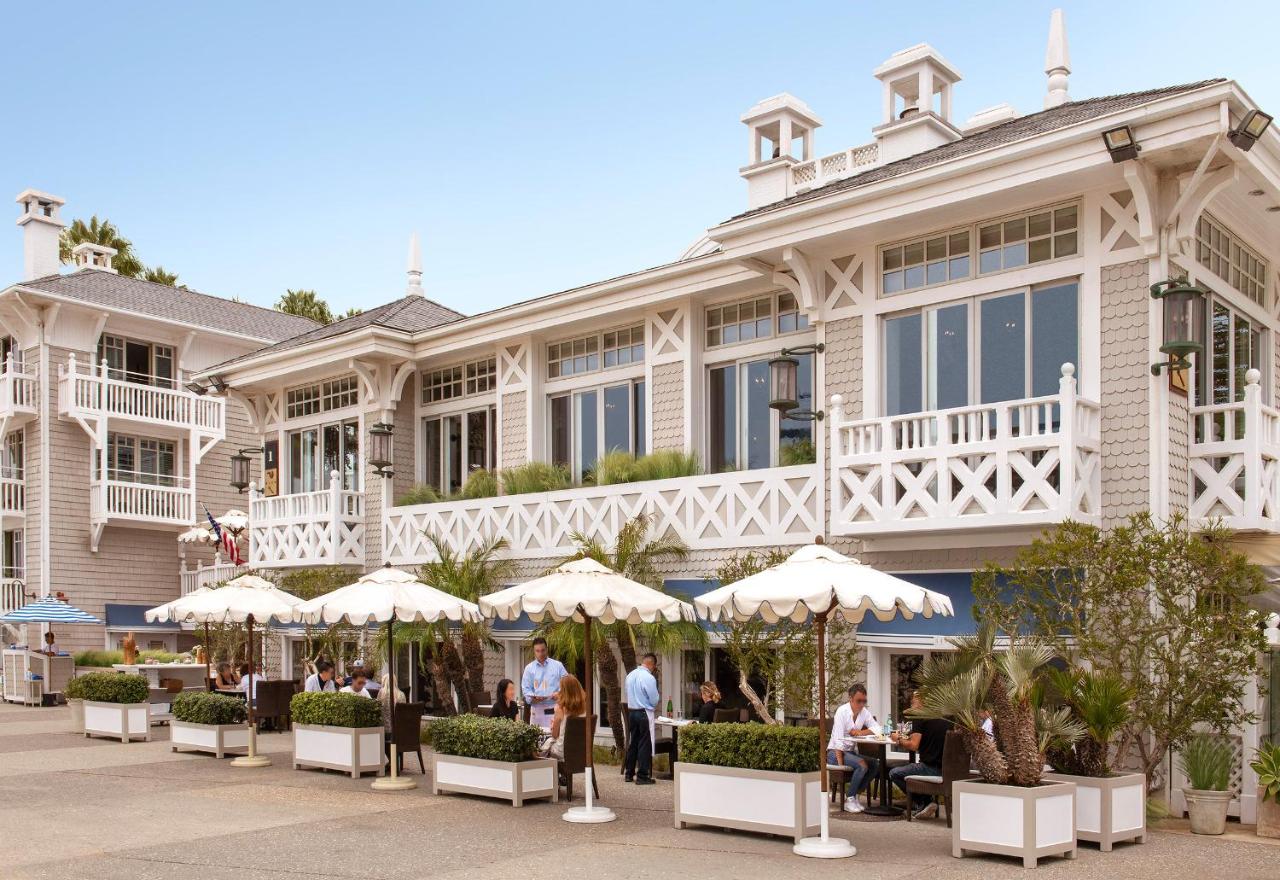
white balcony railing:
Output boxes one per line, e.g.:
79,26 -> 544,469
829,365 -> 1101,535
91,474 -> 193,527
58,353 -> 224,435
1189,368 -> 1280,532
249,471 -> 365,568
0,473 -> 24,517
384,464 -> 822,565
181,558 -> 249,595
0,356 -> 38,420
0,578 -> 27,617
791,143 -> 879,192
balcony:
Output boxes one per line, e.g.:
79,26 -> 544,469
249,476 -> 365,568
181,559 -> 249,595
0,577 -> 27,617
0,472 -> 24,520
0,358 -> 38,426
829,366 -> 1101,536
383,465 -> 822,565
58,353 -> 225,438
1189,370 -> 1280,532
89,475 -> 194,550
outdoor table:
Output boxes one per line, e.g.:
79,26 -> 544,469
653,716 -> 693,780
850,735 -> 915,816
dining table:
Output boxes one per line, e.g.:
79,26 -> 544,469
653,716 -> 694,780
849,734 -> 916,817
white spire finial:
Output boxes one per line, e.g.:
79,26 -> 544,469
406,232 -> 423,297
1044,9 -> 1071,109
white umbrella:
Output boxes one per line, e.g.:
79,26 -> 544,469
480,557 -> 696,823
177,525 -> 214,545
693,542 -> 954,859
148,587 -> 215,683
293,564 -> 483,792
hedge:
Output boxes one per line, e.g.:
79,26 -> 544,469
678,723 -> 820,774
289,691 -> 383,728
430,714 -> 543,763
73,649 -> 183,668
172,692 -> 248,726
67,672 -> 149,705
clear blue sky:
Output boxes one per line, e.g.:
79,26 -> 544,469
2,1 -> 1276,317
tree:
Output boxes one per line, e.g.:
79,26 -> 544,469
142,265 -> 182,287
972,513 -> 1267,791
273,567 -> 365,675
59,216 -> 145,278
276,289 -> 335,325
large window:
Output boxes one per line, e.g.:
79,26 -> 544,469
1195,295 -> 1265,411
1196,215 -> 1268,307
101,433 -> 177,485
422,406 -> 496,496
881,230 -> 970,295
288,420 -> 359,493
705,292 -> 808,348
422,357 -> 496,404
97,334 -> 175,388
1,431 -> 22,480
883,281 -> 1079,416
286,375 -> 359,419
2,529 -> 22,580
550,381 -> 646,481
707,354 -> 813,471
548,327 -> 643,379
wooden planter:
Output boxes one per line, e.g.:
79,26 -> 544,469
83,701 -> 150,743
170,720 -> 251,758
292,724 -> 385,778
953,779 -> 1077,869
431,753 -> 558,806
1044,771 -> 1146,850
673,762 -> 821,844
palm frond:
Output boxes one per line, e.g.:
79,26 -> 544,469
911,666 -> 987,733
1037,705 -> 1086,754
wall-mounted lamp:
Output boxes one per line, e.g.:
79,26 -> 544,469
1150,278 -> 1205,375
1228,109 -> 1273,152
368,423 -> 394,478
184,381 -> 206,395
207,375 -> 229,394
229,447 -> 264,493
1102,125 -> 1140,163
768,343 -> 824,421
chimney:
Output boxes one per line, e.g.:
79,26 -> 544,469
406,232 -> 423,297
872,45 -> 962,164
1044,9 -> 1071,109
739,94 -> 823,210
72,241 -> 117,273
15,189 -> 66,280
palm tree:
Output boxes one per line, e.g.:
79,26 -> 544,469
142,265 -> 181,287
275,289 -> 335,325
59,216 -> 145,277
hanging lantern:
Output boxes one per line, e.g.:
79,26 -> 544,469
369,422 -> 394,477
1150,279 -> 1206,375
769,355 -> 800,413
229,448 -> 260,493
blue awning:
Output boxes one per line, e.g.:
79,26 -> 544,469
105,604 -> 180,632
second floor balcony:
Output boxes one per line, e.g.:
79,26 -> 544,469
90,473 -> 193,540
180,558 -> 249,595
58,354 -> 225,438
1190,369 -> 1280,532
0,471 -> 24,520
249,473 -> 366,568
0,357 -> 38,425
0,576 -> 27,617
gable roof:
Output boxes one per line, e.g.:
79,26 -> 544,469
728,79 -> 1227,222
15,269 -> 320,342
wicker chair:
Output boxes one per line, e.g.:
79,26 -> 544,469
388,702 -> 426,773
556,714 -> 600,801
904,730 -> 975,827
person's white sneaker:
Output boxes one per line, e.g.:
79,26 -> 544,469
843,798 -> 864,813
912,802 -> 938,820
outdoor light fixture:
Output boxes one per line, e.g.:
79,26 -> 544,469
184,380 -> 206,395
207,375 -> 229,393
368,422 -> 394,478
768,343 -> 824,421
1150,278 -> 1206,375
1228,109 -> 1273,152
1102,125 -> 1140,162
229,447 -> 264,493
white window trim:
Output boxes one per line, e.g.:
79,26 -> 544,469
545,323 -> 645,382
283,373 -> 362,426
420,356 -> 497,406
1195,213 -> 1269,309
547,379 -> 645,480
877,225 -> 972,297
285,419 -> 362,493
704,350 -> 815,471
1190,288 -> 1270,408
418,405 -> 497,493
703,289 -> 810,351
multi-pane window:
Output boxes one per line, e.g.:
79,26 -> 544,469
548,327 -> 644,379
96,334 -> 176,388
2,529 -> 23,580
881,231 -> 971,294
1,431 -> 22,480
464,358 -> 496,395
103,433 -> 177,485
286,374 -> 358,419
423,357 -> 496,403
422,407 -> 497,496
603,327 -> 645,369
705,292 -> 809,348
978,205 -> 1078,274
1196,215 -> 1268,306
707,355 -> 813,472
288,420 -> 359,493
550,381 -> 646,481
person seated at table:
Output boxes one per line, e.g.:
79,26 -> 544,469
340,668 -> 372,699
541,673 -> 586,761
889,689 -> 953,820
695,681 -> 722,723
304,660 -> 338,692
213,662 -> 240,691
38,631 -> 60,655
979,708 -> 995,740
236,662 -> 265,705
827,683 -> 879,814
489,678 -> 519,720
377,672 -> 404,730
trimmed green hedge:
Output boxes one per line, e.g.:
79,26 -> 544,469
430,714 -> 543,763
73,649 -> 183,667
68,672 -> 149,705
289,691 -> 383,728
172,692 -> 248,726
678,723 -> 820,774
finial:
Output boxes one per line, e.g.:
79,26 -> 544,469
406,232 -> 423,297
1044,9 -> 1071,109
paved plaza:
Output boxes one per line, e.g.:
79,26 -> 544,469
0,704 -> 1275,879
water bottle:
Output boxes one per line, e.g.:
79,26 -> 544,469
884,715 -> 894,738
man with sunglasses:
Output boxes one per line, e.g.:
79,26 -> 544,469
826,683 -> 880,813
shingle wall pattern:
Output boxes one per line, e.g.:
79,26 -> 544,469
1099,260 -> 1151,525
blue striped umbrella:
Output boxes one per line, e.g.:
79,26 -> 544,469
1,596 -> 102,625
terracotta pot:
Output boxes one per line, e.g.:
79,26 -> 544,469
1182,788 -> 1231,835
1258,787 -> 1280,839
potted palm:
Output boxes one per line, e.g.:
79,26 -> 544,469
1042,667 -> 1146,850
170,692 -> 250,758
430,714 -> 556,806
912,629 -> 1083,869
1251,742 -> 1280,839
1180,734 -> 1234,834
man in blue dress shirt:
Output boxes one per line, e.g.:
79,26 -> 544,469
623,652 -> 659,784
521,637 -> 566,730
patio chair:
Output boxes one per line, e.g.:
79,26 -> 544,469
904,730 -> 975,827
557,714 -> 600,802
712,708 -> 739,723
388,702 -> 426,774
254,680 -> 294,731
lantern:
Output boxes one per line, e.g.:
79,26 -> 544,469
229,448 -> 260,493
768,355 -> 800,413
1150,279 -> 1206,375
368,422 -> 394,477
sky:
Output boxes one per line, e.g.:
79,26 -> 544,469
2,1 -> 1277,318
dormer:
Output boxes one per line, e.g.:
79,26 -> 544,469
872,44 -> 963,164
740,94 -> 823,209
72,241 -> 118,273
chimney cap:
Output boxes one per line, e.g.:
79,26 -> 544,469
72,241 -> 118,273
15,188 -> 66,228
740,93 -> 823,128
873,43 -> 962,84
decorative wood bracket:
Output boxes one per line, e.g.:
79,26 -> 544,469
1122,160 -> 1160,257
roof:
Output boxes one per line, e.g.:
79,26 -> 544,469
14,269 -> 321,342
104,603 -> 179,632
729,79 -> 1227,222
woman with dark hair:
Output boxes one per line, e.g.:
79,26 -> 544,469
489,678 -> 519,720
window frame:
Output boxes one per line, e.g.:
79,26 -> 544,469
286,418 -> 361,493
419,404 -> 497,496
547,379 -> 646,482
285,373 -> 361,422
96,333 -> 177,388
547,325 -> 644,381
704,351 -> 815,472
421,356 -> 496,405
1195,213 -> 1269,308
101,432 -> 180,486
704,290 -> 810,349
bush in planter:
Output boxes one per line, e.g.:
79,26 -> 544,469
501,461 -> 572,495
72,672 -> 149,704
1043,666 -> 1133,777
678,723 -> 819,774
172,692 -> 248,726
289,691 -> 383,728
64,675 -> 88,701
1253,742 -> 1280,806
1180,734 -> 1232,791
431,714 -> 543,763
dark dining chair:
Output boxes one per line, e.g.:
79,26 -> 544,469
712,708 -> 740,723
388,702 -> 426,773
904,730 -> 975,827
254,680 -> 294,731
557,714 -> 600,801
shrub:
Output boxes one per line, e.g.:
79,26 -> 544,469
591,450 -> 637,486
678,722 -> 819,774
501,461 -> 572,495
396,484 -> 444,506
1251,742 -> 1280,805
172,692 -> 248,726
1180,734 -> 1233,791
289,691 -> 383,728
72,672 -> 149,704
73,649 -> 183,667
64,676 -> 88,700
630,450 -> 701,482
430,713 -> 543,763
779,438 -> 815,466
459,469 -> 499,500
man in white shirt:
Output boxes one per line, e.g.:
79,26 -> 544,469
521,638 -> 567,730
340,669 -> 373,699
237,663 -> 265,705
826,683 -> 880,813
304,660 -> 338,693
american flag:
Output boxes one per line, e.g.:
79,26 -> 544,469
204,504 -> 244,565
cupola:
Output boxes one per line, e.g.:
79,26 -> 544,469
872,44 -> 962,164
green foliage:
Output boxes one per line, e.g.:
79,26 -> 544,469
72,672 -> 149,704
275,289 -> 334,325
679,723 -> 820,774
779,438 -> 816,466
1042,667 -> 1133,777
593,450 -> 702,486
397,484 -> 444,506
501,461 -> 572,495
1251,742 -> 1280,805
141,265 -> 182,287
459,469 -> 499,499
172,692 -> 248,726
59,216 -> 145,277
1180,734 -> 1233,791
289,692 -> 383,728
72,649 -> 183,668
63,676 -> 88,700
429,714 -> 544,762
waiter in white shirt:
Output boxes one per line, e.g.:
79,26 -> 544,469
521,638 -> 566,730
826,683 -> 880,813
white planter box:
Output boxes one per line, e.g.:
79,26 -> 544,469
673,762 -> 821,844
1044,771 -> 1146,850
83,701 -> 150,743
68,698 -> 84,734
170,720 -> 251,758
292,724 -> 385,778
431,753 -> 558,806
953,779 -> 1077,868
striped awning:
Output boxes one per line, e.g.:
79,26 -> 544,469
0,597 -> 102,625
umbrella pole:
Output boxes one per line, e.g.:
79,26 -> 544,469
204,622 -> 211,686
373,617 -> 415,791
562,610 -> 614,823
232,614 -> 270,768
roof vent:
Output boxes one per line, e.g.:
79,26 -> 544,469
962,104 -> 1019,134
71,241 -> 117,273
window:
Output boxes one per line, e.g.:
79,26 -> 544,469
882,230 -> 971,294
286,374 -> 358,419
705,292 -> 810,348
423,357 -> 496,403
1196,215 -> 1268,306
422,406 -> 497,496
96,334 -> 176,388
547,327 -> 643,379
1,431 -> 22,480
288,420 -> 359,493
2,529 -> 23,580
465,357 -> 496,395
0,336 -> 19,368
1195,295 -> 1265,415
978,205 -> 1077,275
549,381 -> 646,481
102,434 -> 177,485
707,354 -> 813,471
321,376 -> 359,411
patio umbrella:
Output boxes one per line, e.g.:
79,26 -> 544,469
694,541 -> 954,859
293,563 -> 482,791
1,596 -> 103,625
480,557 -> 696,823
148,588 -> 215,683
146,574 -> 301,768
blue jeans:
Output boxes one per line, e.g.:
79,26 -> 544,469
889,760 -> 941,810
827,749 -> 878,799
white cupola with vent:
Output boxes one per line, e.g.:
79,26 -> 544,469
739,94 -> 823,209
15,188 -> 66,280
872,44 -> 962,164
71,241 -> 117,273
